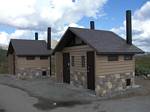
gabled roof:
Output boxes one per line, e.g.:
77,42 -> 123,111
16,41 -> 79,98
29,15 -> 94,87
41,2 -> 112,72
7,39 -> 51,56
53,27 -> 144,54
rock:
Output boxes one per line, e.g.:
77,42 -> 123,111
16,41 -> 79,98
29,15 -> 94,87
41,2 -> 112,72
115,74 -> 120,79
142,75 -> 147,79
147,74 -> 150,77
107,82 -> 112,89
53,102 -> 57,106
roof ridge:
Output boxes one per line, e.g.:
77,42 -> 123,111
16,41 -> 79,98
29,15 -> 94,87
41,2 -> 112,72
53,26 -> 144,54
11,39 -> 44,41
11,39 -> 46,42
69,27 -> 113,33
8,39 -> 51,56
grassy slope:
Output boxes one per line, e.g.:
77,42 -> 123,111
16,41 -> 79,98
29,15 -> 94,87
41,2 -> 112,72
135,54 -> 150,75
0,48 -> 8,74
135,55 -> 150,68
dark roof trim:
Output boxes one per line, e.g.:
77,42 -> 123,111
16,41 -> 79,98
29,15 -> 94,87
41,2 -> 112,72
53,27 -> 98,53
7,39 -> 51,56
53,27 -> 144,54
7,42 -> 14,56
69,27 -> 99,52
52,28 -> 69,53
96,51 -> 145,55
17,54 -> 50,56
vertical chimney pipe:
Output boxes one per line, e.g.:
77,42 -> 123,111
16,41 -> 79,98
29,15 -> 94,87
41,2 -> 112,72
35,32 -> 38,40
47,27 -> 51,76
47,27 -> 51,50
90,21 -> 95,30
126,10 -> 132,45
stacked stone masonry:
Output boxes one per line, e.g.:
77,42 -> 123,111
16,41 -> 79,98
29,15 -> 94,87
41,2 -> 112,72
70,71 -> 134,96
16,68 -> 50,79
95,72 -> 135,96
70,71 -> 87,88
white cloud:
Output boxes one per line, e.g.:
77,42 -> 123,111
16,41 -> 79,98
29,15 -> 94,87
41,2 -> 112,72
0,32 -> 9,45
0,0 -> 36,27
112,1 -> 150,52
0,0 -> 107,46
0,29 -> 58,48
0,0 -> 107,29
134,2 -> 150,21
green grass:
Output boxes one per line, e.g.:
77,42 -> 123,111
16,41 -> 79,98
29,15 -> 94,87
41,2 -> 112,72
0,49 -> 8,74
135,54 -> 150,76
136,55 -> 150,68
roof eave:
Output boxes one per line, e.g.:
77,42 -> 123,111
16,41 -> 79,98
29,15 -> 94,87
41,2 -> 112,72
52,27 -> 71,54
16,54 -> 51,56
96,51 -> 145,55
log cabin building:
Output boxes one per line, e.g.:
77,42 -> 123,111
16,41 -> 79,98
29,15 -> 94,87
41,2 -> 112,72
53,10 -> 144,96
7,28 -> 52,77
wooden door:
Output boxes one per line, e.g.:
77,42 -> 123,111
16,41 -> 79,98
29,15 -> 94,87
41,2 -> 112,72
87,51 -> 95,90
63,53 -> 70,83
13,54 -> 15,75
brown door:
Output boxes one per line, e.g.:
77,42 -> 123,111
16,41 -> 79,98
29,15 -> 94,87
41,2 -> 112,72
63,53 -> 70,83
13,54 -> 15,75
87,51 -> 95,90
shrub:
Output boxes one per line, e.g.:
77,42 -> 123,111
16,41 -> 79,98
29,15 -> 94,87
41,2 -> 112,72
135,65 -> 150,76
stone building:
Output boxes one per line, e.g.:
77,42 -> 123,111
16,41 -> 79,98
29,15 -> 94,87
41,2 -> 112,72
7,28 -> 52,78
53,10 -> 144,96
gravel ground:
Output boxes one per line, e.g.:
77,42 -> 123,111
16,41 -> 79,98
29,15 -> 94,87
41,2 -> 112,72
0,84 -> 40,112
0,75 -> 150,112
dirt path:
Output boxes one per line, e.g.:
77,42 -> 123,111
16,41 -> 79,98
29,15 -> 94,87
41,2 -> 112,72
0,76 -> 150,112
0,84 -> 150,112
0,84 -> 45,112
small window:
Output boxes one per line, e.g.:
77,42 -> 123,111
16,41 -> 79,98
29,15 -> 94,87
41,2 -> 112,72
124,55 -> 132,60
40,56 -> 48,60
71,56 -> 75,66
108,55 -> 118,61
26,56 -> 35,60
42,71 -> 47,76
81,56 -> 85,67
126,79 -> 131,86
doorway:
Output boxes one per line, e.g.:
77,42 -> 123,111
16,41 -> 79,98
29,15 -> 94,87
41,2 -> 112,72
87,51 -> 95,90
63,53 -> 70,83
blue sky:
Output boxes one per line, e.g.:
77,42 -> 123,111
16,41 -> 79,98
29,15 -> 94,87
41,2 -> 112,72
78,0 -> 148,29
0,24 -> 15,33
1,0 -> 147,33
0,0 -> 150,51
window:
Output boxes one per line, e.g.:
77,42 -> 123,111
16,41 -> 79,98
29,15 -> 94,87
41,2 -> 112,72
124,55 -> 132,60
126,79 -> 131,86
108,55 -> 118,61
81,56 -> 85,67
42,71 -> 47,76
71,56 -> 75,66
26,56 -> 35,60
40,56 -> 48,60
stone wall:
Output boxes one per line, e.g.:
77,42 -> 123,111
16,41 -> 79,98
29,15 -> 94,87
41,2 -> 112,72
16,68 -> 50,79
70,71 -> 87,88
95,72 -> 135,96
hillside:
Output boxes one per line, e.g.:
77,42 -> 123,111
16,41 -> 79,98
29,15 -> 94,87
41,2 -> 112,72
0,48 -> 8,74
135,54 -> 150,76
136,54 -> 150,68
